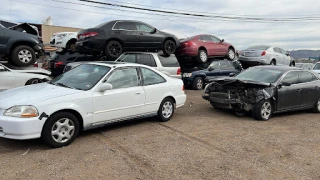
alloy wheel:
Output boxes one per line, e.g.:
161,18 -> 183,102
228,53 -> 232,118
200,51 -> 207,62
317,99 -> 320,111
51,118 -> 75,143
108,43 -> 121,56
197,79 -> 203,89
261,102 -> 272,119
228,49 -> 235,60
162,101 -> 173,118
18,49 -> 32,63
164,40 -> 176,54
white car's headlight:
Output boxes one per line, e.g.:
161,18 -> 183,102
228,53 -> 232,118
183,73 -> 192,77
4,106 -> 38,118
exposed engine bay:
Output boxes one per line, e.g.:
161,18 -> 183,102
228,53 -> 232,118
202,78 -> 275,112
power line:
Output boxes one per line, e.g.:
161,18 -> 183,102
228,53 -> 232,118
105,0 -> 320,18
80,0 -> 320,22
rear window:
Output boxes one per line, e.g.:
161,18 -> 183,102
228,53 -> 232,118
246,45 -> 270,50
157,54 -> 180,67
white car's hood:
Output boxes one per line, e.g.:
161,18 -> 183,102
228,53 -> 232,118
12,67 -> 51,76
0,83 -> 82,110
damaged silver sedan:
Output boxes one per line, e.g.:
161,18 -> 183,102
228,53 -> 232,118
203,66 -> 320,120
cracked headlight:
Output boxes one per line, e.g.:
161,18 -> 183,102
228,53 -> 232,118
4,106 -> 38,118
182,73 -> 192,77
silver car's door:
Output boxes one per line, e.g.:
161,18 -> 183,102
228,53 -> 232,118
280,48 -> 290,65
0,65 -> 15,91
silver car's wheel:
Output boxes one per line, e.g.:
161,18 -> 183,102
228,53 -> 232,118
51,118 -> 75,143
162,101 -> 173,119
228,49 -> 235,60
261,102 -> 272,120
18,49 -> 33,63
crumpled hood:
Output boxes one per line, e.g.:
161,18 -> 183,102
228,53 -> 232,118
0,83 -> 82,110
209,77 -> 271,87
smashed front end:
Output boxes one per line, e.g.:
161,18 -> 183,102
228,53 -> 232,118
202,78 -> 275,112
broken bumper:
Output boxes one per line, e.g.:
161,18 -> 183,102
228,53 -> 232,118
203,93 -> 241,109
0,111 -> 43,140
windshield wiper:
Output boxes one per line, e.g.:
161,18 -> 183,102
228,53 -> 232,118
55,83 -> 78,90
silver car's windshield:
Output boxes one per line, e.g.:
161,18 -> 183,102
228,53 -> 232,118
236,68 -> 283,83
313,63 -> 320,70
51,64 -> 111,90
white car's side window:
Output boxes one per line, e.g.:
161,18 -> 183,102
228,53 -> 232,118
141,67 -> 166,86
107,68 -> 139,89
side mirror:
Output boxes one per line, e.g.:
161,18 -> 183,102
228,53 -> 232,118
151,28 -> 157,34
221,39 -> 224,43
208,66 -> 214,71
286,52 -> 290,56
279,82 -> 291,88
99,83 -> 113,92
229,73 -> 236,77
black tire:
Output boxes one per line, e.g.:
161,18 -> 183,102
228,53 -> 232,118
66,39 -> 77,50
157,98 -> 175,122
192,77 -> 204,90
11,45 -> 36,67
312,98 -> 320,113
252,99 -> 273,121
227,48 -> 236,60
270,60 -> 276,65
105,40 -> 123,59
197,50 -> 208,63
25,78 -> 41,85
42,112 -> 80,148
163,39 -> 176,55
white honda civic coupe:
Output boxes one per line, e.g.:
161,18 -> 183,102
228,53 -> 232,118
0,62 -> 186,148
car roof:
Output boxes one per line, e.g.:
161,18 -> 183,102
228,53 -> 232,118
249,65 -> 301,71
296,63 -> 313,64
87,61 -> 150,68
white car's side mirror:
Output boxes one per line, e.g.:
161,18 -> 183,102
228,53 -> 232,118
99,83 -> 113,92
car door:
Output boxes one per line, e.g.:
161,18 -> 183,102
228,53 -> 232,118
298,71 -> 320,107
277,71 -> 302,111
280,48 -> 290,65
92,67 -> 145,124
0,65 -> 15,91
206,61 -> 222,81
219,61 -> 237,76
273,47 -> 284,65
140,67 -> 168,113
112,21 -> 140,48
199,35 -> 215,56
134,22 -> 162,48
210,35 -> 227,56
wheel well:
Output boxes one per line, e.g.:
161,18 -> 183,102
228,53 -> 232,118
9,41 -> 35,54
48,109 -> 84,131
67,38 -> 77,45
164,37 -> 176,45
271,59 -> 276,63
198,46 -> 207,52
228,46 -> 235,51
194,75 -> 206,79
164,96 -> 176,105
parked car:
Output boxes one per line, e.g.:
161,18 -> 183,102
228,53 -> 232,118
175,34 -> 236,64
312,62 -> 320,75
238,45 -> 291,68
203,66 -> 320,120
295,63 -> 313,70
0,62 -> 186,148
50,32 -> 78,50
75,20 -> 180,59
181,60 -> 243,90
48,49 -> 96,77
0,63 -> 51,92
0,23 -> 44,67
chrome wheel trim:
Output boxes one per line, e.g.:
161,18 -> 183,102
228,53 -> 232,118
30,79 -> 39,84
317,99 -> 320,111
197,79 -> 203,89
162,101 -> 173,118
18,49 -> 32,63
51,118 -> 75,143
228,49 -> 235,59
261,102 -> 272,119
200,51 -> 207,62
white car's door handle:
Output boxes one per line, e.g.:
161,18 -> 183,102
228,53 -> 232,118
135,92 -> 141,95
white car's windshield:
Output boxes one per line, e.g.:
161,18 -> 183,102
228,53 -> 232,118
236,68 -> 283,83
313,63 -> 320,70
51,64 -> 111,90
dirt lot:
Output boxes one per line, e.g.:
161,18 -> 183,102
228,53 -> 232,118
1,90 -> 320,180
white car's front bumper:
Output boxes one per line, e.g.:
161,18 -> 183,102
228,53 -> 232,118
50,36 -> 69,48
0,110 -> 43,140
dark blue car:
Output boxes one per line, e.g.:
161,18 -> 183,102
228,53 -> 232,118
181,60 -> 243,90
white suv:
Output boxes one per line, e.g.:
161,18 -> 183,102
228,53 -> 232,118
50,32 -> 78,49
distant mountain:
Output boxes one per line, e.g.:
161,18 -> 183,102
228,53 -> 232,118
289,50 -> 320,59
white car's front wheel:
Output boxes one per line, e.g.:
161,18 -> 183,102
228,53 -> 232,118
42,112 -> 80,148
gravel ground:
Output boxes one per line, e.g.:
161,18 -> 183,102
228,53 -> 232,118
1,90 -> 320,180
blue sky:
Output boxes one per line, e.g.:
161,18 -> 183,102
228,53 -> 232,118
1,0 -> 320,50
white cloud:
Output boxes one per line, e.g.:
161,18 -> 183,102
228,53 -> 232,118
1,0 -> 319,50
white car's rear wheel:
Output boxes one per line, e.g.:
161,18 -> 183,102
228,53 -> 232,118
157,98 -> 175,122
42,112 -> 80,148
